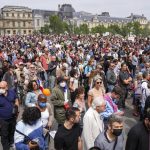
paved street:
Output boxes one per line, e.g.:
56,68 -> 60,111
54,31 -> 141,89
0,97 -> 138,150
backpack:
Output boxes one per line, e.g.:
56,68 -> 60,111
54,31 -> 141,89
134,81 -> 147,100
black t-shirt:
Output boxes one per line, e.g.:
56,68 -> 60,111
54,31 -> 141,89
119,71 -> 130,88
54,124 -> 82,150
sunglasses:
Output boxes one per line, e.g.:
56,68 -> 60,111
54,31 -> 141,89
96,82 -> 102,84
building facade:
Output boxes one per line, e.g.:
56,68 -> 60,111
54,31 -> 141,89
0,6 -> 34,35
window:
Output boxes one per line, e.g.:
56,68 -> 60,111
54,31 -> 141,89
12,13 -> 14,17
24,30 -> 26,34
12,22 -> 15,27
13,30 -> 16,34
23,13 -> 25,17
18,22 -> 20,27
18,13 -> 20,17
23,22 -> 26,27
28,13 -> 31,17
6,13 -> 9,17
7,30 -> 10,34
29,30 -> 31,34
37,19 -> 40,26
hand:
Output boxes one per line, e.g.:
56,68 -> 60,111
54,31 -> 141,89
47,123 -> 52,129
28,141 -> 38,149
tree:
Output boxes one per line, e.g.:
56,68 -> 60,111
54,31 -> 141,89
141,24 -> 150,37
91,25 -> 106,35
49,15 -> 64,34
132,22 -> 142,36
107,24 -> 121,35
79,24 -> 89,34
40,24 -> 50,34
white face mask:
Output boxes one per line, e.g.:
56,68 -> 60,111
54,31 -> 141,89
60,82 -> 66,88
0,89 -> 6,95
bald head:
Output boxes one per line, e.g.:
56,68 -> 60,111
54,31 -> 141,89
0,81 -> 7,88
0,81 -> 8,95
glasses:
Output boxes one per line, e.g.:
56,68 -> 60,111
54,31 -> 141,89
96,82 -> 102,84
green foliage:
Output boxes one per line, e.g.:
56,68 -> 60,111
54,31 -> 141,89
91,25 -> 106,35
40,24 -> 50,34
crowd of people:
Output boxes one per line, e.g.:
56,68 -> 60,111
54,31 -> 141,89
0,34 -> 150,150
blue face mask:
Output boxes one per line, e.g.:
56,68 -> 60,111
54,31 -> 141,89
113,99 -> 118,104
39,102 -> 46,108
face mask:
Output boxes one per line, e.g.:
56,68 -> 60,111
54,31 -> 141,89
60,82 -> 66,87
112,129 -> 123,136
39,102 -> 46,108
0,89 -> 6,95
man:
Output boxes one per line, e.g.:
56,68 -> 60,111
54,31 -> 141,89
48,55 -> 58,90
126,108 -> 150,150
106,62 -> 117,92
95,114 -> 124,150
83,97 -> 106,150
118,62 -> 132,108
101,86 -> 124,121
50,77 -> 71,125
0,81 -> 19,150
54,107 -> 82,150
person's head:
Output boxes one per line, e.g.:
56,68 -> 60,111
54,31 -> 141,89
107,114 -> 123,137
62,63 -> 68,71
51,55 -> 56,62
121,62 -> 127,71
143,71 -> 149,80
65,107 -> 80,124
27,80 -> 38,92
144,108 -> 150,130
19,62 -> 24,70
109,62 -> 115,70
136,72 -> 143,81
111,86 -> 123,102
92,97 -> 106,113
44,47 -> 49,55
22,107 -> 41,125
17,53 -> 20,59
35,56 -> 40,62
0,81 -> 8,95
57,76 -> 66,88
70,69 -> 77,78
88,59 -> 94,66
145,62 -> 149,69
93,75 -> 102,89
37,94 -> 47,109
76,86 -> 85,100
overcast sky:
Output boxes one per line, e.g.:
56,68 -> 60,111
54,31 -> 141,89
0,0 -> 150,19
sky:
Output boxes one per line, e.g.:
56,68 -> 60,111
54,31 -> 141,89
0,0 -> 150,19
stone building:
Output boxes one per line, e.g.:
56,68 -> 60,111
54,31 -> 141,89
33,9 -> 58,31
0,5 -> 34,35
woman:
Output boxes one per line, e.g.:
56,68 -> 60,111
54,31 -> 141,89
133,72 -> 143,116
36,94 -> 54,150
73,86 -> 86,128
25,80 -> 42,107
69,69 -> 79,104
88,75 -> 105,107
14,107 -> 45,150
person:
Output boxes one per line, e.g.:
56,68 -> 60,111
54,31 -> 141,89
14,107 -> 45,150
0,81 -> 19,150
118,62 -> 132,108
131,51 -> 138,78
25,80 -> 42,107
106,62 -> 117,92
54,107 -> 82,150
73,86 -> 86,128
101,86 -> 124,123
51,76 -> 71,125
125,108 -> 150,150
95,114 -> 124,150
88,75 -> 105,107
82,97 -> 106,150
36,94 -> 54,150
48,55 -> 58,90
2,65 -> 17,89
69,69 -> 79,104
